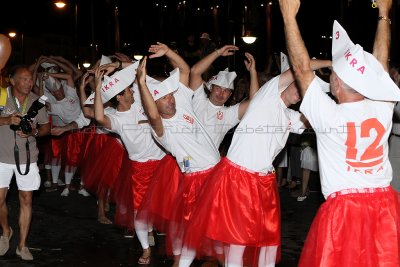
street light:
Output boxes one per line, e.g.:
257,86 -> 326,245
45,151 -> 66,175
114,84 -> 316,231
8,31 -> 25,63
54,1 -> 66,9
242,31 -> 257,44
133,55 -> 143,61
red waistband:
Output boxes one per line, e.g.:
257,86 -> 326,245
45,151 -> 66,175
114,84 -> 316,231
327,186 -> 392,200
224,157 -> 275,176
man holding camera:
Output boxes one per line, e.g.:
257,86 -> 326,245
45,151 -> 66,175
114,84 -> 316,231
0,66 -> 50,261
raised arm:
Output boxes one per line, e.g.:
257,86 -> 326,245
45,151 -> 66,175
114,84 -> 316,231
237,52 -> 259,119
278,58 -> 332,91
189,45 -> 239,90
279,0 -> 315,97
93,68 -> 112,129
50,56 -> 83,82
148,42 -> 190,87
373,0 -> 392,71
78,72 -> 95,118
48,72 -> 74,88
136,57 -> 164,137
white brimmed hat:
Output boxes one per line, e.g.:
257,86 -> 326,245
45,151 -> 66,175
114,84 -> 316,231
206,68 -> 237,90
280,52 -> 330,93
146,68 -> 180,101
100,55 -> 112,66
332,20 -> 400,101
84,61 -> 139,105
280,52 -> 290,73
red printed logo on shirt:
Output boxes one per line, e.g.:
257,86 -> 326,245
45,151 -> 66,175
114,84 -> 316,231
216,111 -> 223,120
183,114 -> 194,124
345,118 -> 385,170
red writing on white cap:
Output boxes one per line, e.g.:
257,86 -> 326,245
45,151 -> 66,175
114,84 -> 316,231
101,78 -> 120,93
344,49 -> 365,75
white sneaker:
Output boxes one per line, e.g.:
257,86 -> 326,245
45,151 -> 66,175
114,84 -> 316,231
57,179 -> 65,186
44,181 -> 52,188
78,188 -> 90,197
16,246 -> 33,261
297,195 -> 308,202
60,188 -> 69,197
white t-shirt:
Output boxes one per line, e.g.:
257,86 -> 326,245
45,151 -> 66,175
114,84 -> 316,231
153,83 -> 220,173
228,76 -> 305,173
300,78 -> 394,198
48,85 -> 81,127
96,106 -> 116,134
108,104 -> 165,162
192,85 -> 240,147
74,110 -> 91,129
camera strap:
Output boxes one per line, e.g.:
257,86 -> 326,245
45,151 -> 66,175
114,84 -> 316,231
13,131 -> 30,175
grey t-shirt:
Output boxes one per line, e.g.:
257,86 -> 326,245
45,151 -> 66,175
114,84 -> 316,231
0,87 -> 49,164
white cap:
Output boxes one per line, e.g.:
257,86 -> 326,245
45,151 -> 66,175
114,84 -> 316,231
45,76 -> 62,92
206,68 -> 237,90
146,68 -> 180,101
84,61 -> 139,105
332,20 -> 400,101
100,55 -> 112,66
41,62 -> 59,74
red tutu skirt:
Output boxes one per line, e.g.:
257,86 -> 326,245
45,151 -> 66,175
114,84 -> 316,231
171,167 -> 215,225
83,137 -> 125,198
78,127 -> 96,164
80,134 -> 113,185
64,131 -> 85,170
182,157 -> 280,253
136,155 -> 182,231
299,186 -> 400,267
51,134 -> 67,161
113,153 -> 134,230
128,159 -> 161,210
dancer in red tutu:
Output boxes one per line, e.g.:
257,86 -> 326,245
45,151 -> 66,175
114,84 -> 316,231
93,61 -> 166,265
178,52 -> 332,267
280,0 -> 400,266
136,42 -> 221,266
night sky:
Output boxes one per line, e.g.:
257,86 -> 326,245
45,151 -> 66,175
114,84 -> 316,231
0,0 -> 398,68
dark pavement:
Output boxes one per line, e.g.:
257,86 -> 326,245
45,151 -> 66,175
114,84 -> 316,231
0,174 -> 324,267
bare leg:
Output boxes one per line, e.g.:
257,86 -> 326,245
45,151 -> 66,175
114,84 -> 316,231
98,194 -> 112,224
18,190 -> 33,249
0,188 -> 10,236
301,169 -> 310,196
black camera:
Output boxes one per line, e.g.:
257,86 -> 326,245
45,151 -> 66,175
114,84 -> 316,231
10,95 -> 48,134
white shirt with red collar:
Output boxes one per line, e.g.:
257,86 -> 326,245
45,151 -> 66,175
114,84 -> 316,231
153,83 -> 220,173
228,75 -> 305,174
108,103 -> 165,162
190,85 -> 240,147
300,77 -> 394,199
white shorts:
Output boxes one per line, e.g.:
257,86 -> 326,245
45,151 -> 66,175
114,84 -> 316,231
0,162 -> 41,191
275,148 -> 288,168
300,147 -> 319,172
